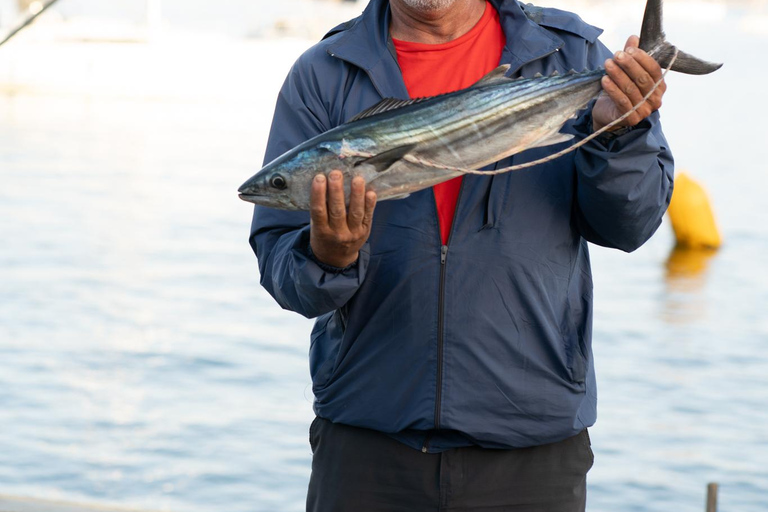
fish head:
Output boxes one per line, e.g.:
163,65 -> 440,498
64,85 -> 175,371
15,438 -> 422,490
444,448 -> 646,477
238,143 -> 351,210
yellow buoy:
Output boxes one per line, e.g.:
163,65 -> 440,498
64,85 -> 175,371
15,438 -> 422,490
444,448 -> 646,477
667,171 -> 722,249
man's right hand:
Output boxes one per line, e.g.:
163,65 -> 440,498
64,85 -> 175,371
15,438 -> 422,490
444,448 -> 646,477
309,170 -> 377,268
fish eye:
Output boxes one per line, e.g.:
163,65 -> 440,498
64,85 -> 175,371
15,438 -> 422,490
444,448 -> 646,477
270,174 -> 287,190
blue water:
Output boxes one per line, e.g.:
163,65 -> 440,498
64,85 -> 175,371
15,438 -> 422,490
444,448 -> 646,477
1,1 -> 767,511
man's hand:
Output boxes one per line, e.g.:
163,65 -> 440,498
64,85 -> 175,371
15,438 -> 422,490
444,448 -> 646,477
310,170 -> 377,268
592,35 -> 667,132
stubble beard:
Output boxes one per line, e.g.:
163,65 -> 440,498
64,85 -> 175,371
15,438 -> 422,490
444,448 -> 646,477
398,0 -> 460,11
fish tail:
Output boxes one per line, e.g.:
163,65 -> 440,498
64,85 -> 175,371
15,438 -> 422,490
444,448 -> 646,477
639,0 -> 722,75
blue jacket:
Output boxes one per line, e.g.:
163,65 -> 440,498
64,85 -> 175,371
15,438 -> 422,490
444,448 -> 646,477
250,0 -> 673,451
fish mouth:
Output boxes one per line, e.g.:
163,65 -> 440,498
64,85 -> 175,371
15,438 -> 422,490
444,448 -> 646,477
238,179 -> 267,204
238,192 -> 271,205
237,190 -> 294,210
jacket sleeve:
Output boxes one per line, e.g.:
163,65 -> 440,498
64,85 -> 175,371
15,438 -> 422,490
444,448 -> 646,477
248,57 -> 370,319
571,40 -> 675,253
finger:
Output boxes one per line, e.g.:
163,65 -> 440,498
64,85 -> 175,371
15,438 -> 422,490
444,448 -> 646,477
626,47 -> 666,105
623,35 -> 640,52
347,176 -> 366,231
621,33 -> 665,96
626,47 -> 663,80
310,174 -> 328,229
362,190 -> 377,232
606,53 -> 645,108
326,170 -> 348,232
600,74 -> 636,125
614,49 -> 655,96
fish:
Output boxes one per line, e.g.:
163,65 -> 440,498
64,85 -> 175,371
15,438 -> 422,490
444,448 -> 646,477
238,0 -> 721,211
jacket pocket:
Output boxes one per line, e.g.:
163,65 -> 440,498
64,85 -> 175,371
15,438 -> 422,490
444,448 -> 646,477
482,160 -> 509,230
309,310 -> 349,390
309,312 -> 337,387
562,251 -> 591,385
564,331 -> 587,384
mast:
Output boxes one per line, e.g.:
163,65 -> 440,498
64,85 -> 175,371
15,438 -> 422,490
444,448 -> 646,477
0,0 -> 62,48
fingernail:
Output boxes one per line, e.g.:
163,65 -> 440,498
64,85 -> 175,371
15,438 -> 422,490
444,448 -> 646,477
616,51 -> 625,61
315,174 -> 325,183
330,171 -> 341,181
626,47 -> 636,55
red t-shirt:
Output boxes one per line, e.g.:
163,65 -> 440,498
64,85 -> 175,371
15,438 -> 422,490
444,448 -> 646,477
392,2 -> 505,244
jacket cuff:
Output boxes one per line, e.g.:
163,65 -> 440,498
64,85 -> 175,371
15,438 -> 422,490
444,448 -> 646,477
307,241 -> 360,274
573,102 -> 652,150
593,124 -> 637,145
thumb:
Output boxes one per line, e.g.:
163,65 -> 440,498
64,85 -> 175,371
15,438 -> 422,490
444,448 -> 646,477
624,34 -> 640,51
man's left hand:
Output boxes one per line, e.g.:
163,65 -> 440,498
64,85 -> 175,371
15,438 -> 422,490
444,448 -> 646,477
592,35 -> 666,132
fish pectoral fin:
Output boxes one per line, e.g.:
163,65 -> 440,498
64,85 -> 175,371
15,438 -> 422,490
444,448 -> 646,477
354,144 -> 418,173
529,132 -> 575,149
472,65 -> 513,87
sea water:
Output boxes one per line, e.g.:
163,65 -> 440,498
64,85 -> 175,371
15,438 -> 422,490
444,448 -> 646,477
0,1 -> 767,511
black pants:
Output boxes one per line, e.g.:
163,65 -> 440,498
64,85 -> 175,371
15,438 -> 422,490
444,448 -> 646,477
307,418 -> 593,512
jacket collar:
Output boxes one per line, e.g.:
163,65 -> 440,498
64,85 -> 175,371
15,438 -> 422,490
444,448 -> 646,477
325,0 -> 564,98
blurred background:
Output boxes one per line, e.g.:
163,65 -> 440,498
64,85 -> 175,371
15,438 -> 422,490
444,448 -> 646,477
0,0 -> 766,511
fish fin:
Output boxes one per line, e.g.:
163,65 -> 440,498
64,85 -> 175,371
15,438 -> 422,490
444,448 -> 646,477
639,0 -> 722,75
354,144 -> 418,173
471,65 -> 512,87
529,132 -> 575,149
387,193 -> 411,201
347,98 -> 430,123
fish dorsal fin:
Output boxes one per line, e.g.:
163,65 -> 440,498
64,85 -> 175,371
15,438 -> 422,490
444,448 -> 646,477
347,64 -> 513,123
471,64 -> 512,87
347,97 -> 430,123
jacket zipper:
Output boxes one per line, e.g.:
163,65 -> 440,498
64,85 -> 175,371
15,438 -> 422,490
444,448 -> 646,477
435,243 -> 448,425
422,182 -> 466,453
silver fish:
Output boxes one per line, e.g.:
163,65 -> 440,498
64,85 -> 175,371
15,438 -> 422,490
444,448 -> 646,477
238,0 -> 721,211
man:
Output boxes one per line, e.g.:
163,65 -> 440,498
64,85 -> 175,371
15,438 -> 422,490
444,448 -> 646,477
250,0 -> 672,509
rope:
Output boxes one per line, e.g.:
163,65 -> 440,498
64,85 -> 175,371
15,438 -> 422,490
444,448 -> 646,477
344,48 -> 679,176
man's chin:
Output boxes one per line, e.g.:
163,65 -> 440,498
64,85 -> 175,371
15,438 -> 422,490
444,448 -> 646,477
398,0 -> 460,12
